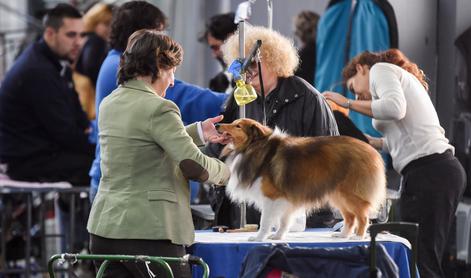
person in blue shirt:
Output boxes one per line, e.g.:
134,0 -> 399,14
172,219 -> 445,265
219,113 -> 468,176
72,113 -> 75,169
89,1 -> 227,201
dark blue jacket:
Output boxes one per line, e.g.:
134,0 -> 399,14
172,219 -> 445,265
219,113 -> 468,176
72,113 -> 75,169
0,40 -> 92,161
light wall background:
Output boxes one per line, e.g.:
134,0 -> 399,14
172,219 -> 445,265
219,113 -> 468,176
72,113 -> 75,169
1,0 -> 471,134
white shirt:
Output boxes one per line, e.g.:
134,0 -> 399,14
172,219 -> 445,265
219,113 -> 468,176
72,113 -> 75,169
370,63 -> 452,173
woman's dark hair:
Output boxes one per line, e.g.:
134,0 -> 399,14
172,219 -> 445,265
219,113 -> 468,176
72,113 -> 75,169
110,1 -> 167,52
342,49 -> 429,91
294,10 -> 319,44
199,12 -> 237,42
118,29 -> 183,84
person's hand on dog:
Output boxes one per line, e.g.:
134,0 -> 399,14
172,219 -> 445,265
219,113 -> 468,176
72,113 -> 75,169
202,115 -> 231,144
323,91 -> 350,108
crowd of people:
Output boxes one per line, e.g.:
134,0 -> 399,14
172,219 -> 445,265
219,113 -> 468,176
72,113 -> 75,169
0,1 -> 466,278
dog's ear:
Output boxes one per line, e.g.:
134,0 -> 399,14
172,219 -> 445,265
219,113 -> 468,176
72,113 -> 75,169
248,122 -> 271,140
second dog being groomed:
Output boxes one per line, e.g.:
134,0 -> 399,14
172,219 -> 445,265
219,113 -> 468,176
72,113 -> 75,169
217,118 -> 386,241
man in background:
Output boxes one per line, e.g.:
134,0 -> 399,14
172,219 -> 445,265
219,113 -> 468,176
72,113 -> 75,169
0,3 -> 94,258
199,12 -> 238,93
0,3 -> 93,185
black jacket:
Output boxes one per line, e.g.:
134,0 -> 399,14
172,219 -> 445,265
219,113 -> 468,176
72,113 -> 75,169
0,40 -> 93,161
75,32 -> 108,85
223,75 -> 338,136
295,41 -> 317,84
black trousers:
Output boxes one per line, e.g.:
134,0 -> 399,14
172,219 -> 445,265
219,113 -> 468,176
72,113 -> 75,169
400,150 -> 466,278
5,151 -> 93,186
90,234 -> 191,278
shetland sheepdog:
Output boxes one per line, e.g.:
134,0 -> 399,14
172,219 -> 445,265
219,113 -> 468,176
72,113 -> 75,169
216,118 -> 386,241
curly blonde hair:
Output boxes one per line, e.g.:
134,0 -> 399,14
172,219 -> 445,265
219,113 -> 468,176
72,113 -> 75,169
222,25 -> 299,77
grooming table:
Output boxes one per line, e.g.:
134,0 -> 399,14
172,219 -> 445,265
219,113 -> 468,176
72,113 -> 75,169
190,229 -> 414,278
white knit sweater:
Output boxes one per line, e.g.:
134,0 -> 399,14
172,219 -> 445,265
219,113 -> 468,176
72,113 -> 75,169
370,63 -> 452,172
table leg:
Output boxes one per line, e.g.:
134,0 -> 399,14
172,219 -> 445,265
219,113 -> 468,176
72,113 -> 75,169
25,193 -> 32,277
39,193 -> 46,269
0,194 -> 6,271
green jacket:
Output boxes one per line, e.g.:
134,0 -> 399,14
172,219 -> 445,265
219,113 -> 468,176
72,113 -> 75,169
87,80 -> 230,245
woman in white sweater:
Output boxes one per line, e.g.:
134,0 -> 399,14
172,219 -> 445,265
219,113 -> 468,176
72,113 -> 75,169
324,49 -> 465,278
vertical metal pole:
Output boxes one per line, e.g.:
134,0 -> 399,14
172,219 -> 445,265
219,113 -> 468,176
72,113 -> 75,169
0,33 -> 5,80
0,194 -> 7,273
238,21 -> 246,120
238,20 -> 247,228
25,193 -> 32,277
70,194 -> 75,253
69,194 -> 76,277
267,0 -> 273,30
39,193 -> 46,269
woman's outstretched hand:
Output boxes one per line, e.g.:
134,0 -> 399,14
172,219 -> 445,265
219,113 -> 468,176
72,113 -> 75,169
201,115 -> 231,144
323,91 -> 349,108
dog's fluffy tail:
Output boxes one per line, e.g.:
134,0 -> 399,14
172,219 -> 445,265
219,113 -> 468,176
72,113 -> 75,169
356,153 -> 387,212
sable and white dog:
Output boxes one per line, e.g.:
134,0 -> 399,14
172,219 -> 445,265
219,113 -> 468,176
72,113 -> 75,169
216,118 -> 386,241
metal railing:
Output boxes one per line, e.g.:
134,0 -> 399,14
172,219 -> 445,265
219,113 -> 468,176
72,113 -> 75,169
48,253 -> 210,278
0,186 -> 90,276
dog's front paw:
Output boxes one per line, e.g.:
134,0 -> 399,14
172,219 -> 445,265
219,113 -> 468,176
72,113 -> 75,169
249,233 -> 268,242
248,235 -> 266,242
349,235 -> 366,241
331,232 -> 349,238
268,234 -> 278,240
268,232 -> 286,240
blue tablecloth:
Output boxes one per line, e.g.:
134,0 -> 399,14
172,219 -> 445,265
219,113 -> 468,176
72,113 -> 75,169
190,229 -> 415,278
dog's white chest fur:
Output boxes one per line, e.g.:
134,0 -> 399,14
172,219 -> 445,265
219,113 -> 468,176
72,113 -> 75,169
225,153 -> 265,211
224,149 -> 305,241
224,128 -> 287,210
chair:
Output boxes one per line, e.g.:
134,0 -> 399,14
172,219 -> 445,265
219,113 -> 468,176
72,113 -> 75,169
369,222 -> 419,278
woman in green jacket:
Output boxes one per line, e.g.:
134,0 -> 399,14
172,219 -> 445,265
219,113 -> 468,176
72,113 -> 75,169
87,29 -> 230,277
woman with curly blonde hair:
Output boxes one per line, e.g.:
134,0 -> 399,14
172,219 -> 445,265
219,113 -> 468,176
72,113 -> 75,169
211,25 -> 339,229
222,25 -> 299,90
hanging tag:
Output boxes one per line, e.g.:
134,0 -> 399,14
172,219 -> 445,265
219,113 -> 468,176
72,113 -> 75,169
145,261 -> 156,278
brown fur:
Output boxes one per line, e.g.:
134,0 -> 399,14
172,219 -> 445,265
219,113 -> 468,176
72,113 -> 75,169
217,118 -> 386,238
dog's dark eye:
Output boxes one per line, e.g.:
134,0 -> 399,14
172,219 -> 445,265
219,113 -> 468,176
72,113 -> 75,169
236,124 -> 241,128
